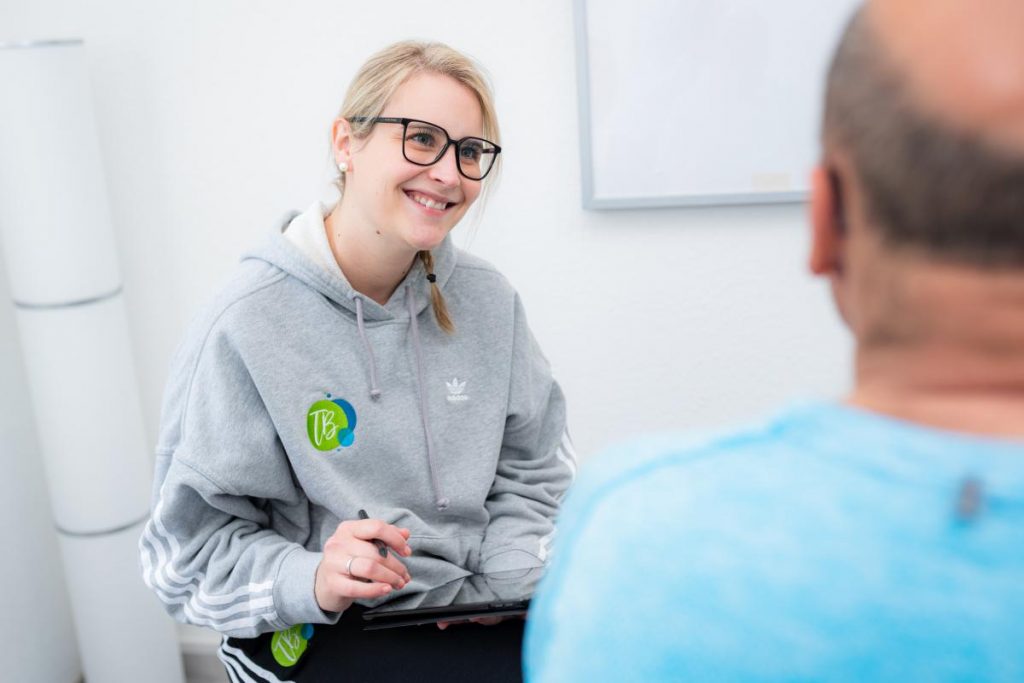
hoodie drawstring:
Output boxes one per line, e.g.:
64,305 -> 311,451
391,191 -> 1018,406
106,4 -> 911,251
407,286 -> 450,511
354,296 -> 382,400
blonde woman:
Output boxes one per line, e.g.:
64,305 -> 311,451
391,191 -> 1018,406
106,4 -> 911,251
139,41 -> 574,681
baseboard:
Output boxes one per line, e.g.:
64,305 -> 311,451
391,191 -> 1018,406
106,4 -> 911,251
179,624 -> 228,683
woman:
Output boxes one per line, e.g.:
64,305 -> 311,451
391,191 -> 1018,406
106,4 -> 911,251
139,41 -> 575,681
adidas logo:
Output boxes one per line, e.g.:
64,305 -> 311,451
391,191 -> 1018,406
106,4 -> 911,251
445,377 -> 469,403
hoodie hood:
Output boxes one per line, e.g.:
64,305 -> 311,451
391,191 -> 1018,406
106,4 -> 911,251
242,202 -> 458,324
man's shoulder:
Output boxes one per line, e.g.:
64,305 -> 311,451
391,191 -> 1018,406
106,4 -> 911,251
554,402 -> 874,558
573,408 -> 815,503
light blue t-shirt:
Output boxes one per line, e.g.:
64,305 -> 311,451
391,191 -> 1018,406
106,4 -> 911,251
525,403 -> 1024,682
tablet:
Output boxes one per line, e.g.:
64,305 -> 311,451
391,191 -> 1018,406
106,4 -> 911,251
361,567 -> 543,630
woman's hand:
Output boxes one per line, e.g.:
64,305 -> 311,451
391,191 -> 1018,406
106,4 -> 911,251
314,517 -> 413,613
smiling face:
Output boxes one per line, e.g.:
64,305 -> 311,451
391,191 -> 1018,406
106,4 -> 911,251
337,72 -> 485,254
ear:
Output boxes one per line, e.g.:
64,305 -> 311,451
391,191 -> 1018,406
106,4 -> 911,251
808,163 -> 844,277
331,117 -> 354,171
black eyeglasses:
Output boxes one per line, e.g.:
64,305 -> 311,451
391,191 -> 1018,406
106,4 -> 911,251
350,117 -> 501,181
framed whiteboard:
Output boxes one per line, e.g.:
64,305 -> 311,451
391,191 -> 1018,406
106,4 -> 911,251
574,0 -> 859,209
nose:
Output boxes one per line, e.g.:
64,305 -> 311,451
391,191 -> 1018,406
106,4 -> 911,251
427,143 -> 461,186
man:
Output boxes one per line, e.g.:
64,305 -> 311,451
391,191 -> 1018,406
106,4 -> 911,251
525,0 -> 1024,680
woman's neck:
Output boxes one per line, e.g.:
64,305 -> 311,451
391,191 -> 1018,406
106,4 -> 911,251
325,200 -> 416,306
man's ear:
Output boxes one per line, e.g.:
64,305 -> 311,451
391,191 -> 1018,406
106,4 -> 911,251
808,163 -> 845,277
331,117 -> 354,171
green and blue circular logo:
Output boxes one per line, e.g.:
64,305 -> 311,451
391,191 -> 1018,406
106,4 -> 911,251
306,394 -> 357,451
270,623 -> 314,667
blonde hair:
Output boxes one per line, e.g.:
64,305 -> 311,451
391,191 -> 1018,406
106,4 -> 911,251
335,41 -> 502,334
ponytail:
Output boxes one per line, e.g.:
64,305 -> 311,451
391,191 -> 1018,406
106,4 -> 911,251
418,250 -> 454,334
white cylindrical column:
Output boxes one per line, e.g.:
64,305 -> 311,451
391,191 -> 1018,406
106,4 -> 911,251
15,297 -> 152,533
0,245 -> 81,683
0,40 -> 184,683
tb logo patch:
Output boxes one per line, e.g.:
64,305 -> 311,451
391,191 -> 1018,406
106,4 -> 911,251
306,393 -> 357,451
270,624 -> 314,667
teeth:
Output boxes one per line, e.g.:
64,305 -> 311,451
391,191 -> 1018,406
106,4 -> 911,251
410,193 -> 447,210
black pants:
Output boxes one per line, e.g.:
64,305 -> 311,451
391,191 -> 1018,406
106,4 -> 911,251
219,606 -> 525,682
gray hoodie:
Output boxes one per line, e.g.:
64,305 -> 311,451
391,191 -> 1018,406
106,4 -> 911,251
138,203 -> 575,637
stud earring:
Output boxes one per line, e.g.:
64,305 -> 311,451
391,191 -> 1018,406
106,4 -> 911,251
337,161 -> 348,173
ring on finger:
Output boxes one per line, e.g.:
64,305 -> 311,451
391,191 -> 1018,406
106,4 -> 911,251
345,556 -> 357,577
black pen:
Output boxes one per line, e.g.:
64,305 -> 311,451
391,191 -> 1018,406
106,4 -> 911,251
358,509 -> 389,557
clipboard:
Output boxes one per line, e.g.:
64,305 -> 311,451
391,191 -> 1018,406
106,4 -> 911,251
361,567 -> 542,631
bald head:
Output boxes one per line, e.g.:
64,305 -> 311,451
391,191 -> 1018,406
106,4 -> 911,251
823,0 -> 1024,266
868,0 -> 1024,147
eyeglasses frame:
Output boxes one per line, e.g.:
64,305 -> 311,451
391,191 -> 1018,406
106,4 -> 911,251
348,116 -> 501,180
